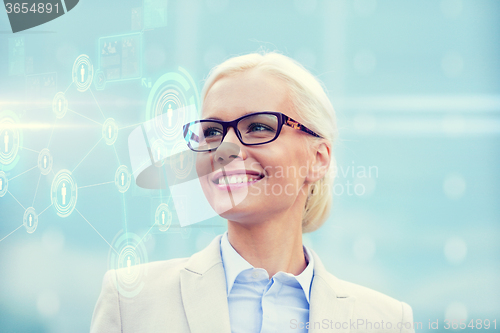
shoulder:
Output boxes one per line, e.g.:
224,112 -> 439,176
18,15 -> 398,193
137,257 -> 189,284
315,273 -> 414,333
323,273 -> 414,331
91,258 -> 193,333
106,233 -> 224,293
91,235 -> 225,333
309,248 -> 415,332
101,257 -> 189,284
317,270 -> 404,308
111,257 -> 192,299
339,277 -> 403,309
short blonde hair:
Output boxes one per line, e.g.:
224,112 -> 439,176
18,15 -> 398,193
201,52 -> 338,233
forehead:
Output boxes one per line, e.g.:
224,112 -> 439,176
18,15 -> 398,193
202,69 -> 293,120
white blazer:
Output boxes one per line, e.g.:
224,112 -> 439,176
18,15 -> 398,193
90,234 -> 415,333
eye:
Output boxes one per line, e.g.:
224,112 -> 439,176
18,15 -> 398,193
204,127 -> 223,138
247,122 -> 275,133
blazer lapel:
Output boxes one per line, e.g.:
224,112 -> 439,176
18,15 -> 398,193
308,249 -> 356,333
180,235 -> 231,333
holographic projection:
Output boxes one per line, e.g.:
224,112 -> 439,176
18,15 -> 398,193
8,37 -> 25,76
0,50 -> 206,297
143,0 -> 168,30
98,33 -> 142,86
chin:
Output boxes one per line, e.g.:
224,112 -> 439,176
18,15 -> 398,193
216,198 -> 260,220
199,174 -> 252,216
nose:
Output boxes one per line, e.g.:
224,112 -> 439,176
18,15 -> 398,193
213,142 -> 240,168
213,128 -> 244,168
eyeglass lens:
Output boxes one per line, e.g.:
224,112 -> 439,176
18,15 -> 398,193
186,114 -> 279,151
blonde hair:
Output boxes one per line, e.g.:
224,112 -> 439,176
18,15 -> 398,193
201,52 -> 338,233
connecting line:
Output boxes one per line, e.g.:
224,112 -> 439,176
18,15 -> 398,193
0,225 -> 23,243
75,208 -> 119,255
38,203 -> 53,216
67,109 -> 102,126
20,146 -> 40,154
89,89 -> 106,120
72,138 -> 103,173
165,192 -> 174,207
8,191 -> 26,210
134,224 -> 155,250
9,165 -> 37,181
47,118 -> 57,148
131,159 -> 149,175
159,167 -> 163,202
77,181 -> 114,189
32,173 -> 42,207
112,145 -> 121,165
121,192 -> 128,247
64,81 -> 73,94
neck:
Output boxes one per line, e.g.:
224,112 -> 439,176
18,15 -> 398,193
226,211 -> 307,277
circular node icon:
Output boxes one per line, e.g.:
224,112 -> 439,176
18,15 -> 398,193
93,69 -> 106,91
155,203 -> 172,232
169,140 -> 193,180
72,54 -> 94,92
23,207 -> 38,234
52,92 -> 68,119
151,139 -> 167,166
0,117 -> 20,166
38,149 -> 53,175
146,68 -> 200,142
108,231 -> 149,298
115,165 -> 132,193
102,118 -> 118,145
0,171 -> 8,197
50,169 -> 77,218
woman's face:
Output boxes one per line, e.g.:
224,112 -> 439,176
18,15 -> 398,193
196,69 -> 315,225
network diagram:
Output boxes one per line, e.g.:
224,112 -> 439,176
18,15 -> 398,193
0,47 -> 201,297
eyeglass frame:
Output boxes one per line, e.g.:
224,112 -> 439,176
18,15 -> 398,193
182,111 -> 322,152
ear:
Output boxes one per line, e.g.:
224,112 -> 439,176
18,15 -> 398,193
306,140 -> 331,183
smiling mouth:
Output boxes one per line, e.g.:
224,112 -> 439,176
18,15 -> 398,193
213,174 -> 265,185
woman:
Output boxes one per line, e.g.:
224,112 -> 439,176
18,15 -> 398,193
91,52 -> 415,333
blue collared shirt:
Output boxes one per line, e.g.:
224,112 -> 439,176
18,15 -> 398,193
220,231 -> 314,333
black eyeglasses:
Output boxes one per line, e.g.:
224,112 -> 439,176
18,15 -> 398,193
182,111 -> 322,152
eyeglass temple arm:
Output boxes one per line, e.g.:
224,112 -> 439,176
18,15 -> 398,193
283,115 -> 322,138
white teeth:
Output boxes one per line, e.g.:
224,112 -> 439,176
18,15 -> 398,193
216,175 -> 261,184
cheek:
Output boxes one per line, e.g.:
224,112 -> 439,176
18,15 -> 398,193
195,152 -> 214,177
262,147 -> 309,184
198,174 -> 211,199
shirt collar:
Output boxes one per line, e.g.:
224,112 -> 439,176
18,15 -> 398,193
296,244 -> 315,303
220,231 -> 315,303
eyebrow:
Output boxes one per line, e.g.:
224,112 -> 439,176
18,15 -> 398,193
202,116 -> 223,121
202,110 -> 264,121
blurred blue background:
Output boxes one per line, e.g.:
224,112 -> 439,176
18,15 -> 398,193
0,0 -> 499,332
